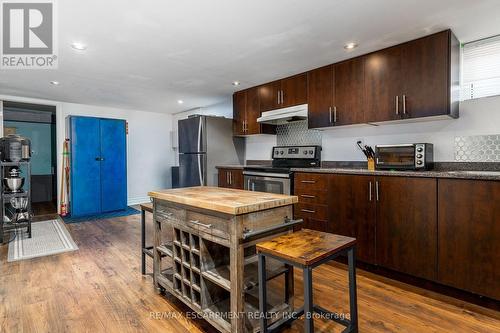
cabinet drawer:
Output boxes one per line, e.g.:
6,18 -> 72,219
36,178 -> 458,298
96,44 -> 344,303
295,203 -> 328,221
294,189 -> 328,205
186,211 -> 230,240
294,173 -> 329,190
156,203 -> 186,223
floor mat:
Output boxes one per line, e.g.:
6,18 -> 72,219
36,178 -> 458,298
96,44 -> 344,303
62,206 -> 140,223
8,219 -> 78,262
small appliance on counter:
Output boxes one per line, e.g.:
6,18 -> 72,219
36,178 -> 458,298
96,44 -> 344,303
375,143 -> 434,170
0,134 -> 31,162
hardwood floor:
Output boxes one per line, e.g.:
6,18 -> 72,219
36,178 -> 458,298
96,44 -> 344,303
1,213 -> 499,333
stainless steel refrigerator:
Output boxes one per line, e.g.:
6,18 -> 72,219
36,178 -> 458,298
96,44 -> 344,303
178,116 -> 244,187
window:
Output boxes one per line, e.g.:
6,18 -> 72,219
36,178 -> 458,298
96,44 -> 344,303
461,35 -> 500,101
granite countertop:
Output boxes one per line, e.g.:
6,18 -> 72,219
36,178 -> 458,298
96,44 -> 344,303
291,168 -> 500,181
148,186 -> 298,215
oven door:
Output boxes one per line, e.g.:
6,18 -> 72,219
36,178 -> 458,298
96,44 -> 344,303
243,172 -> 291,195
375,144 -> 416,170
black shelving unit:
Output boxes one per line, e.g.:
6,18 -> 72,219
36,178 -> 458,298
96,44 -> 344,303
0,161 -> 32,243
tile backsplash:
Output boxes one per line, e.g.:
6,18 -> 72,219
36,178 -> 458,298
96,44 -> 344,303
455,134 -> 500,162
276,120 -> 322,146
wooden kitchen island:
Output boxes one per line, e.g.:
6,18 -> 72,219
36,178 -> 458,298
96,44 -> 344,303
148,186 -> 300,333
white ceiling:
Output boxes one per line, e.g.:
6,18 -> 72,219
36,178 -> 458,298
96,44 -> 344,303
1,0 -> 500,113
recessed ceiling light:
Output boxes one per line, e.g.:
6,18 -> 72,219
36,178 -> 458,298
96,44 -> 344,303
71,42 -> 87,51
344,42 -> 358,50
177,100 -> 184,104
232,81 -> 240,86
50,81 -> 60,85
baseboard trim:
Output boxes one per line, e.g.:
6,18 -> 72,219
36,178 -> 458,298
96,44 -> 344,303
127,196 -> 150,206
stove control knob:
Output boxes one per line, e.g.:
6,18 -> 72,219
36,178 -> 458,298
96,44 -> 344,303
280,151 -> 284,155
303,150 -> 307,155
309,150 -> 314,155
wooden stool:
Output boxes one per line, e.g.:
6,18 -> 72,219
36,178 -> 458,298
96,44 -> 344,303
140,203 -> 154,275
256,229 -> 358,333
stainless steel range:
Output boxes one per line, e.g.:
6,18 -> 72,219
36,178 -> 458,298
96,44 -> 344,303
243,145 -> 321,195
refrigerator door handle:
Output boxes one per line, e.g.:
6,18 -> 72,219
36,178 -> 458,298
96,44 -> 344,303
197,117 -> 202,153
198,154 -> 204,186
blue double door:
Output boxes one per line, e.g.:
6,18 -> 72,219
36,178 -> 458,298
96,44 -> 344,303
69,116 -> 127,217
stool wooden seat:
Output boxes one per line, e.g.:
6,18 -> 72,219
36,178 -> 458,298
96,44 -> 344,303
141,203 -> 154,275
257,229 -> 358,333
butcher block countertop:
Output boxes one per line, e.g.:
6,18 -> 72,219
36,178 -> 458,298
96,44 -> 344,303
148,186 -> 298,215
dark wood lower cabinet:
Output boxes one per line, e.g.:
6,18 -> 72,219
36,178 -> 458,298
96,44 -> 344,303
330,174 -> 376,264
375,176 -> 437,281
217,168 -> 243,189
438,179 -> 500,300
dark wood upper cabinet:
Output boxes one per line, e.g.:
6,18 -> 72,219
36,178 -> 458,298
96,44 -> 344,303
402,30 -> 458,119
233,88 -> 275,136
245,87 -> 261,135
437,179 -> 500,300
335,58 -> 365,125
375,176 -> 437,281
330,174 -> 376,264
281,73 -> 308,108
258,81 -> 281,112
364,46 -> 402,123
232,91 -> 246,136
307,65 -> 334,128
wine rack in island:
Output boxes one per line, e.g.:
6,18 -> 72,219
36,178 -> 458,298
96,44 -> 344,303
152,199 -> 301,333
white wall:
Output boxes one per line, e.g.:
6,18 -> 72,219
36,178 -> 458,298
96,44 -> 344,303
245,96 -> 500,162
0,94 -> 174,209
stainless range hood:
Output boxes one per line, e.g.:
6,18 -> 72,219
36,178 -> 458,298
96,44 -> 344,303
257,104 -> 308,125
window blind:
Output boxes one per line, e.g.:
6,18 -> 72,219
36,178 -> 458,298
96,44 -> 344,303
461,35 -> 500,100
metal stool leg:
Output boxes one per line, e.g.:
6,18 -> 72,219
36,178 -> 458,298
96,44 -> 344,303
347,246 -> 358,332
258,254 -> 268,333
303,266 -> 314,333
141,209 -> 146,275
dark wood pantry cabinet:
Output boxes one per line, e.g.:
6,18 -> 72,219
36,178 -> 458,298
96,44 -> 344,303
437,179 -> 500,300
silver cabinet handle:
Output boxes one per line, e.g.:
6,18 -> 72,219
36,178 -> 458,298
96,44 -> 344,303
301,209 -> 316,214
375,181 -> 380,201
369,181 -> 372,202
402,94 -> 406,115
277,91 -> 280,104
189,220 -> 212,228
281,90 -> 284,105
226,172 -> 229,185
395,96 -> 399,115
334,106 -> 337,123
329,106 -> 332,123
229,171 -> 232,185
301,180 -> 316,184
300,194 -> 316,199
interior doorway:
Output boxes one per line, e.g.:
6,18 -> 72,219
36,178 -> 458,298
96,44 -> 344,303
2,101 -> 57,218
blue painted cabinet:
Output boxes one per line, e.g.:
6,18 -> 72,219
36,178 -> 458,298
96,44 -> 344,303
69,116 -> 127,217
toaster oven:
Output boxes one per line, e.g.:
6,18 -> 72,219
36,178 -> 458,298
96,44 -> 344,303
375,143 -> 433,170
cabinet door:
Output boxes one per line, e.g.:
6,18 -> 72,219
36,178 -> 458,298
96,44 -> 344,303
402,31 -> 449,118
375,176 -> 437,280
335,58 -> 365,125
307,65 -> 334,129
330,174 -> 376,263
281,73 -> 307,108
229,170 -> 244,189
258,81 -> 281,112
70,117 -> 101,217
233,91 -> 246,136
245,87 -> 261,135
364,47 -> 402,122
218,169 -> 229,188
100,119 -> 127,213
438,179 -> 500,300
